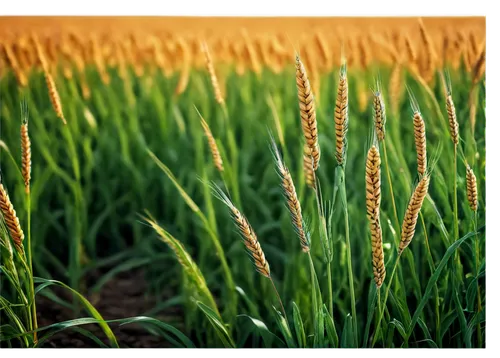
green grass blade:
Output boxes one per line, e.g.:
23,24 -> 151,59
118,316 -> 196,348
323,304 -> 339,348
238,314 -> 283,348
196,301 -> 235,348
340,314 -> 354,348
405,230 -> 479,341
272,306 -> 296,348
362,282 -> 378,348
292,302 -> 306,348
33,278 -> 119,347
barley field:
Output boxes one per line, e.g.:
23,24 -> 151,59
0,16 -> 486,348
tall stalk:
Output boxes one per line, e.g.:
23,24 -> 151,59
313,181 -> 333,316
420,214 -> 440,345
338,167 -> 358,347
371,254 -> 401,347
473,211 -> 482,347
26,193 -> 37,343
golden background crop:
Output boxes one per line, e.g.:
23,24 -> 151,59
0,16 -> 485,90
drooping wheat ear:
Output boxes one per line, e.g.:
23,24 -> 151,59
466,164 -> 478,212
201,41 -> 224,105
271,138 -> 310,252
404,34 -> 417,64
366,145 -> 385,287
0,181 -> 25,253
213,186 -> 270,277
398,174 -> 430,255
295,54 -> 320,170
20,101 -> 31,194
303,145 -> 316,190
373,88 -> 386,141
472,46 -> 485,85
334,62 -> 349,165
413,111 -> 427,177
197,109 -> 224,173
445,89 -> 459,145
44,71 -> 67,125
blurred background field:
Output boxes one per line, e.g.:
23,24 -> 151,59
0,16 -> 485,348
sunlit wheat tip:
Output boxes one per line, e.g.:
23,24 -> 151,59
212,184 -> 270,277
466,164 -> 478,211
44,71 -> 67,125
295,54 -> 320,170
446,92 -> 459,145
20,101 -> 31,193
399,174 -> 430,255
196,108 -> 224,173
201,41 -> 225,105
335,62 -> 349,165
373,89 -> 386,141
271,138 -> 310,252
413,111 -> 427,177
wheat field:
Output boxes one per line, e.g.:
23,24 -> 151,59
0,16 -> 485,348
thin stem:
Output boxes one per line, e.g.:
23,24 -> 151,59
377,288 -> 382,347
371,254 -> 401,347
382,140 -> 401,238
26,193 -> 38,343
270,276 -> 288,327
473,211 -> 482,347
340,175 -> 358,347
453,144 -> 462,285
420,214 -> 440,346
313,172 -> 333,316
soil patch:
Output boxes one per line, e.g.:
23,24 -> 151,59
36,269 -> 182,348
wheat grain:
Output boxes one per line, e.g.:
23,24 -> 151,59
44,71 -> 67,125
20,104 -> 31,194
303,145 -> 316,190
201,41 -> 224,105
271,139 -> 310,252
0,182 -> 24,253
334,63 -> 349,165
413,110 -> 427,177
373,89 -> 386,141
214,187 -> 270,277
446,91 -> 459,145
295,54 -> 320,170
366,145 -> 385,287
198,111 -> 224,173
466,164 -> 478,211
399,174 -> 430,254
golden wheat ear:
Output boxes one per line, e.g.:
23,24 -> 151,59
295,54 -> 320,170
269,135 -> 310,253
210,183 -> 270,277
194,106 -> 224,173
407,87 -> 427,177
334,61 -> 349,166
0,173 -> 25,254
201,41 -> 225,106
372,78 -> 386,142
466,164 -> 478,212
443,71 -> 459,145
20,99 -> 31,194
398,174 -> 430,255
